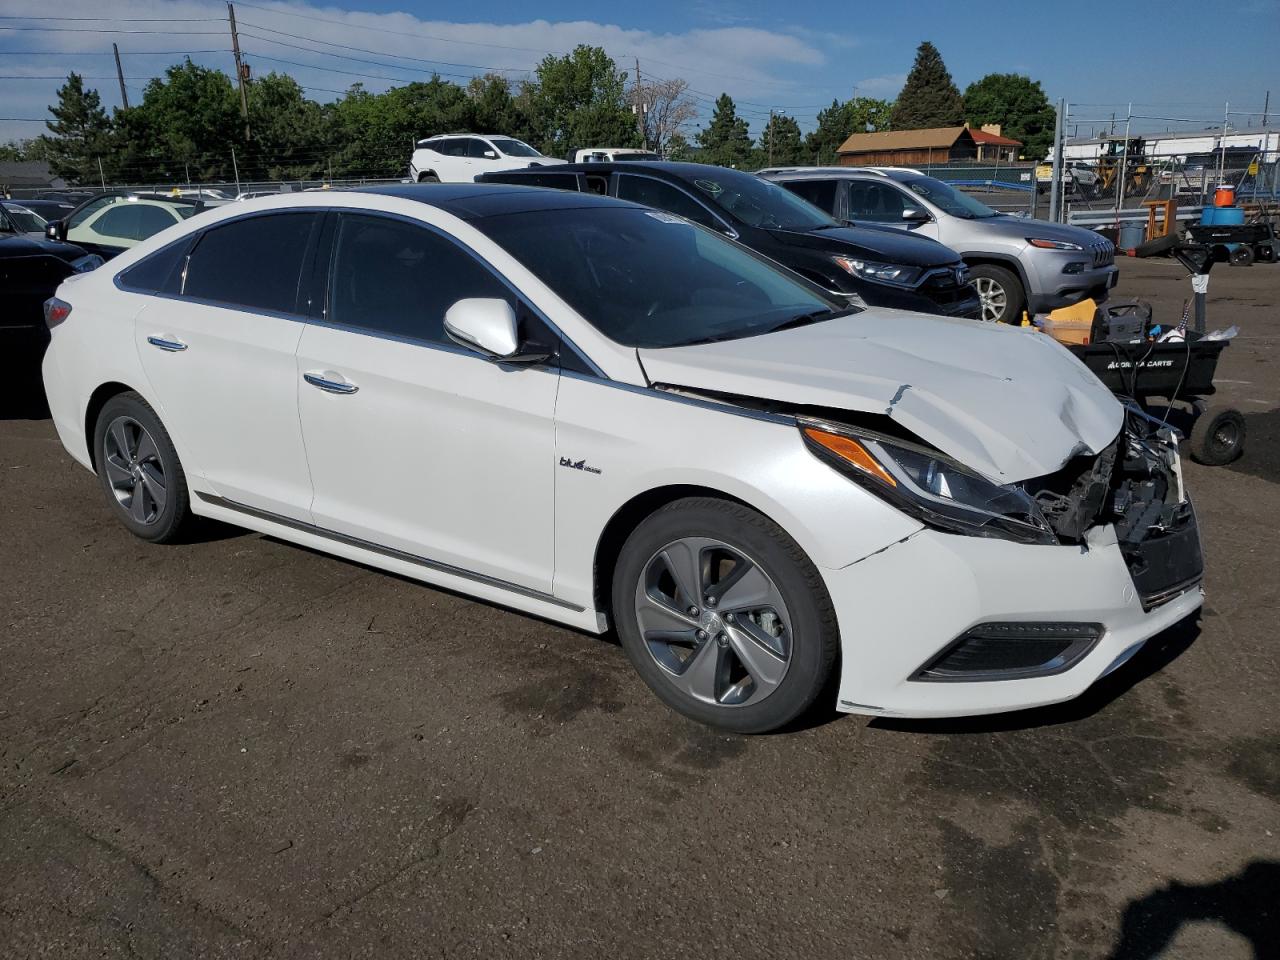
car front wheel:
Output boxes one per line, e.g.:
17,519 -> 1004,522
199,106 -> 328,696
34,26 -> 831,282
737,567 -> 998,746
612,497 -> 838,733
968,263 -> 1025,324
93,392 -> 192,543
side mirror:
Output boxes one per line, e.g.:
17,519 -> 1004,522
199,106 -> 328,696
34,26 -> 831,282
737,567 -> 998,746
484,150 -> 498,159
46,219 -> 67,241
444,298 -> 550,364
902,207 -> 930,222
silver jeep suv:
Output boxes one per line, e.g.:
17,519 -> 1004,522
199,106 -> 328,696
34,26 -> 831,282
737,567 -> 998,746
760,167 -> 1118,323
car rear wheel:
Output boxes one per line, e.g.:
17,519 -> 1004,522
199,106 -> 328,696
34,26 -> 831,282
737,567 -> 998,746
969,264 -> 1025,324
93,392 -> 192,543
612,497 -> 838,733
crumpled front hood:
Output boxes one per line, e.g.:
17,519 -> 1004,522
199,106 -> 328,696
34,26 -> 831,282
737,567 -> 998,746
638,310 -> 1123,483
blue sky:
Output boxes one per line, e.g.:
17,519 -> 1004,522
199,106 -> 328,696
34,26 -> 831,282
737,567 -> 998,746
2,0 -> 1278,147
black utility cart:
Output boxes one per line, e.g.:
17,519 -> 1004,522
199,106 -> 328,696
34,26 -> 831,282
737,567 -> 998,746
1066,232 -> 1246,466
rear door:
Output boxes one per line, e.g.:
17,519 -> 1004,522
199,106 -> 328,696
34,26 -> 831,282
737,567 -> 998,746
133,210 -> 321,520
295,211 -> 559,591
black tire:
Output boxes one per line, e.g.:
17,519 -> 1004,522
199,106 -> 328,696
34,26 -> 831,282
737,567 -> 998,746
1187,407 -> 1245,466
967,263 -> 1025,324
93,392 -> 192,543
416,172 -> 439,183
1229,245 -> 1255,267
611,497 -> 838,733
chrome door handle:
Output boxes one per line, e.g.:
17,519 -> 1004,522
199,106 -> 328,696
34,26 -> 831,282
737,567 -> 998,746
147,335 -> 187,352
303,371 -> 359,395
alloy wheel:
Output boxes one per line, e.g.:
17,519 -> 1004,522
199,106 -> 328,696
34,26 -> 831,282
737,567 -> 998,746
633,537 -> 792,707
974,276 -> 1007,323
102,415 -> 167,525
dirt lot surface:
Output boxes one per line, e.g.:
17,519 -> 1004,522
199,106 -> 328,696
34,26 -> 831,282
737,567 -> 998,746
1,257 -> 1277,959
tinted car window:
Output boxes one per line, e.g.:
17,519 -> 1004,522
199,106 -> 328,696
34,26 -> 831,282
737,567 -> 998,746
328,214 -> 509,344
846,182 -> 910,222
92,205 -> 141,240
135,204 -> 178,238
779,179 -> 837,214
432,138 -> 468,157
467,138 -> 494,158
616,175 -> 721,230
118,239 -> 189,294
183,213 -> 316,313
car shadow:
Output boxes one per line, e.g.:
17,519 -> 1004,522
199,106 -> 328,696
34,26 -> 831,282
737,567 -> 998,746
0,342 -> 51,420
1104,860 -> 1280,959
1224,406 -> 1279,483
868,613 -> 1200,735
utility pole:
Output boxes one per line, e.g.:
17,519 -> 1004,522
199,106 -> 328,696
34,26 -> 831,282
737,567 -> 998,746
112,43 -> 129,110
768,109 -> 775,166
1263,90 -> 1270,127
228,2 -> 250,140
633,57 -> 646,150
1049,98 -> 1065,223
231,145 -> 241,195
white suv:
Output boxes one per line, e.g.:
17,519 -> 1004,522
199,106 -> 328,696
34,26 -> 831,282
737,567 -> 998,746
409,134 -> 564,183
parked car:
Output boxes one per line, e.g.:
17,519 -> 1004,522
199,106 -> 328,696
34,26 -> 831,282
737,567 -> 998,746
0,200 -> 49,237
409,133 -> 565,183
760,167 -> 1118,324
44,193 -> 208,261
574,148 -> 662,163
478,162 -> 981,319
1034,160 -> 1101,197
0,230 -> 100,349
41,185 -> 1203,732
4,197 -> 75,225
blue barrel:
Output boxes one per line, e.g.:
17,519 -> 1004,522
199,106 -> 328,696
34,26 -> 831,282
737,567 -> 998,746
1119,222 -> 1145,247
1201,206 -> 1245,226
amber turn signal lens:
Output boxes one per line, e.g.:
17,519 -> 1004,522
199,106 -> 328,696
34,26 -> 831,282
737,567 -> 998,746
803,428 -> 897,487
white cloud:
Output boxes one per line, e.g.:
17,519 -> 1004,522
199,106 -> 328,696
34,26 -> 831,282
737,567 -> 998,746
0,0 -> 830,143
854,73 -> 907,98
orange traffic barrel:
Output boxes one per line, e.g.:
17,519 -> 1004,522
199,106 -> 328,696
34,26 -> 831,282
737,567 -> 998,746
1214,184 -> 1236,207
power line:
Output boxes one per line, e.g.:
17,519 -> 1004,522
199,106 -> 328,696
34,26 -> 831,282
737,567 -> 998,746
0,15 -> 224,22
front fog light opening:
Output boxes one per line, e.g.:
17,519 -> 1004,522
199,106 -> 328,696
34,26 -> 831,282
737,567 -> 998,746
912,621 -> 1104,682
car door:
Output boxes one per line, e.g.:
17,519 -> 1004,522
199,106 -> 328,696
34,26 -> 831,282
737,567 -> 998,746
467,137 -> 506,177
133,210 -> 321,521
295,211 -> 558,592
846,180 -> 941,241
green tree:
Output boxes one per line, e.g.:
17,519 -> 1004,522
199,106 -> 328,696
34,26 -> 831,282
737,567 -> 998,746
39,73 -> 114,184
964,73 -> 1055,160
696,94 -> 752,168
524,46 -> 637,157
755,113 -> 804,168
244,72 -> 327,180
890,41 -> 964,129
114,60 -> 242,182
465,74 -> 534,141
328,77 -> 471,178
805,96 -> 893,164
665,131 -> 693,161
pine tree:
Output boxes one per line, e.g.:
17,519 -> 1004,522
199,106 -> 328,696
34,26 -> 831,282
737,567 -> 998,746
39,73 -> 114,184
890,42 -> 964,130
696,94 -> 753,168
756,113 -> 804,168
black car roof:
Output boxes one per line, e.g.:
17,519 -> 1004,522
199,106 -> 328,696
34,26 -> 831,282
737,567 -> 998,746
354,182 -> 641,219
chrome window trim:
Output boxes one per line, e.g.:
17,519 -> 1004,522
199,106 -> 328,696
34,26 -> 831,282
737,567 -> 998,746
194,492 -> 584,612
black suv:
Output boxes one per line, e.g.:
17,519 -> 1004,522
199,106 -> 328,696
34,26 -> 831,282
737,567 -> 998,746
476,161 -> 980,319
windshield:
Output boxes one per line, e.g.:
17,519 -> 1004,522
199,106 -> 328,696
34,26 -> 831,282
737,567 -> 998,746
1,203 -> 47,232
688,169 -> 838,231
475,207 -> 847,348
488,137 -> 541,158
901,176 -> 999,219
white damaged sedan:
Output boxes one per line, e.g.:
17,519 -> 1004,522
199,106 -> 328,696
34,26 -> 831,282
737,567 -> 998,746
41,185 -> 1203,732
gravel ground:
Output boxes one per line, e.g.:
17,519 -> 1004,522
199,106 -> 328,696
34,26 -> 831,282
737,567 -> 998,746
1,256 -> 1277,959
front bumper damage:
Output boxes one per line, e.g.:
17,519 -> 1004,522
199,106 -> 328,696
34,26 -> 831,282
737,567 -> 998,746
825,415 -> 1204,719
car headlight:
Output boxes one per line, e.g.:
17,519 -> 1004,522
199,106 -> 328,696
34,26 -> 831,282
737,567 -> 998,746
1027,237 -> 1083,251
70,254 -> 103,273
832,256 -> 922,287
801,423 -> 1058,545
